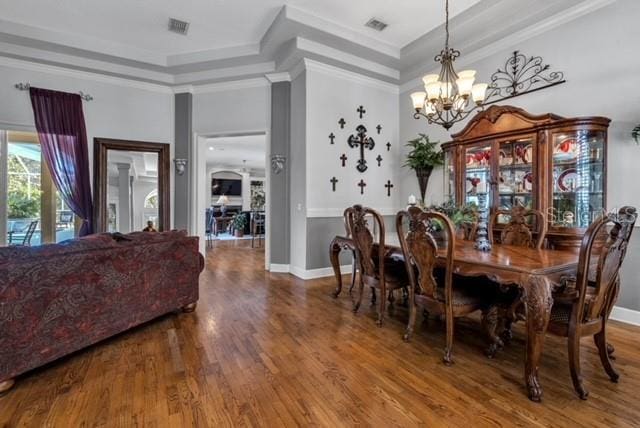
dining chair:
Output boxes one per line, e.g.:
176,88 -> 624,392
251,211 -> 265,248
485,206 -> 547,352
397,206 -> 494,365
488,206 -> 547,249
547,206 -> 636,399
346,205 -> 408,326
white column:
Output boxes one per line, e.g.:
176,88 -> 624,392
117,163 -> 131,233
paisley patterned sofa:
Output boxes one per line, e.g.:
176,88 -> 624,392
0,230 -> 204,393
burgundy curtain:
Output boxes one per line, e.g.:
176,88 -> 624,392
29,87 -> 94,236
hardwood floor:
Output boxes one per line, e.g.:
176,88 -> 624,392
2,241 -> 640,427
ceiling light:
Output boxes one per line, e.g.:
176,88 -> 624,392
208,147 -> 214,151
410,0 -> 488,130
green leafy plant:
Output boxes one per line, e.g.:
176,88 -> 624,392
404,134 -> 445,171
633,125 -> 640,145
232,213 -> 247,230
428,201 -> 478,230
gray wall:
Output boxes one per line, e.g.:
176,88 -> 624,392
306,215 -> 396,270
174,92 -> 192,230
620,230 -> 640,311
269,81 -> 291,265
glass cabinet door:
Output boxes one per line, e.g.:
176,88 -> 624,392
551,130 -> 605,228
497,137 -> 535,215
444,148 -> 456,203
463,143 -> 492,210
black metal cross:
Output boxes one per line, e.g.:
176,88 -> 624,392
376,124 -> 382,134
358,179 -> 366,195
386,142 -> 391,151
340,154 -> 347,167
385,180 -> 394,197
376,155 -> 383,167
329,133 -> 335,144
338,118 -> 346,129
330,176 -> 338,192
348,125 -> 375,173
357,105 -> 366,119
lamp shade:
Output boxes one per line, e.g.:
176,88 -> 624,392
216,195 -> 230,205
410,92 -> 426,109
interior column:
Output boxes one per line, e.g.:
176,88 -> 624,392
117,163 -> 131,233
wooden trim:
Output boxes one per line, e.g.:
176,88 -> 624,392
93,138 -> 170,233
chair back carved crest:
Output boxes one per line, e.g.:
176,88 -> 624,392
396,207 -> 455,304
488,206 -> 547,249
345,205 -> 386,280
576,207 -> 637,322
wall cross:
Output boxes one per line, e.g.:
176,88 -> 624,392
330,177 -> 338,192
376,155 -> 383,167
358,179 -> 367,195
340,154 -> 347,167
357,105 -> 366,119
385,180 -> 394,197
348,125 -> 375,173
329,133 -> 335,144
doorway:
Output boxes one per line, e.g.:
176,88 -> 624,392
192,131 -> 269,265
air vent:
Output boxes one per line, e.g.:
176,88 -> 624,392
365,18 -> 388,32
168,18 -> 190,35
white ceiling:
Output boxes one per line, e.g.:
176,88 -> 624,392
0,0 -> 602,86
0,0 -> 479,55
107,151 -> 158,179
205,135 -> 266,171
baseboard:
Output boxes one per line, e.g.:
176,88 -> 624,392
289,264 -> 353,280
610,306 -> 640,327
269,264 -> 290,273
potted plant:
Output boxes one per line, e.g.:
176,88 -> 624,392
232,213 -> 247,238
428,201 -> 478,242
404,134 -> 445,203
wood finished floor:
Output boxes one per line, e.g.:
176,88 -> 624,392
2,240 -> 640,427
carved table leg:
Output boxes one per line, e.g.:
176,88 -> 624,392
0,378 -> 15,394
524,275 -> 553,402
330,238 -> 344,298
182,302 -> 197,313
348,251 -> 357,294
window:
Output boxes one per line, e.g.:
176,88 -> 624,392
0,130 -> 76,246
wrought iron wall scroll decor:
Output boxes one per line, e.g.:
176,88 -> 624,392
484,50 -> 565,105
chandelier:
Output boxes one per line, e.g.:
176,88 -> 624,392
410,0 -> 488,130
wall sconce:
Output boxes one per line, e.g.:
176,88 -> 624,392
174,158 -> 187,176
270,154 -> 286,175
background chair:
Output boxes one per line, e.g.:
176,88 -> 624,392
251,211 -> 265,248
488,206 -> 547,249
397,207 -> 494,364
8,220 -> 38,246
547,206 -> 636,399
346,205 -> 407,326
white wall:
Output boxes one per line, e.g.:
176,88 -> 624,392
192,82 -> 270,135
399,0 -> 640,310
305,62 -> 401,217
289,71 -> 307,273
0,57 -> 175,224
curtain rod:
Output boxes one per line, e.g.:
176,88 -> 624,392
14,82 -> 94,101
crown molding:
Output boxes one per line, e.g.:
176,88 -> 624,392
283,5 -> 400,59
191,77 -> 269,94
302,58 -> 399,95
265,72 -> 291,83
0,55 -> 173,93
289,59 -> 306,81
167,43 -> 261,67
399,0 -> 616,92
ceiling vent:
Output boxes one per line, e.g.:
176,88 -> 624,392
365,18 -> 388,32
168,18 -> 190,35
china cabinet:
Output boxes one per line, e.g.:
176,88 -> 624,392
442,105 -> 610,249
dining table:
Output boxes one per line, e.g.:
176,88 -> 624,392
329,235 -> 580,402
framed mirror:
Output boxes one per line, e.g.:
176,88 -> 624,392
93,138 -> 170,233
